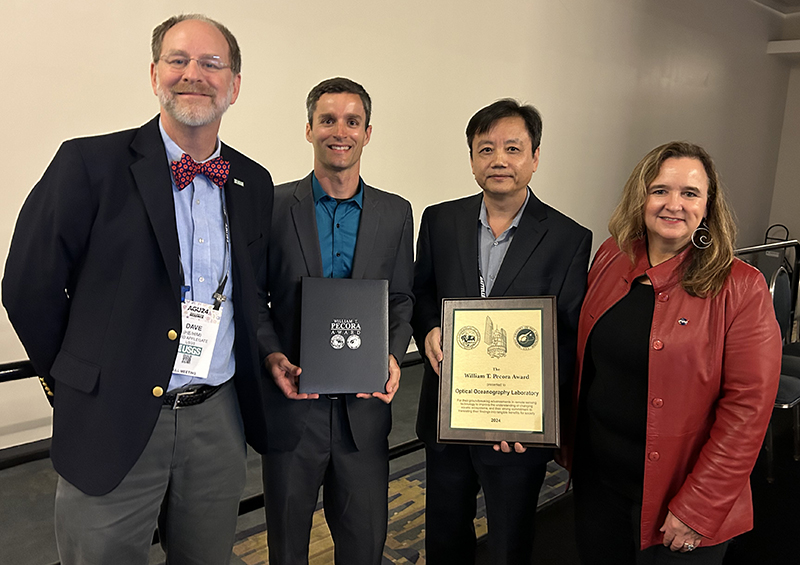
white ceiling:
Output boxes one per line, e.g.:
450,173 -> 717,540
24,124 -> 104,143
753,0 -> 800,14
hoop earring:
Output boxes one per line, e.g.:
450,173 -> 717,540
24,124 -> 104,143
691,219 -> 712,250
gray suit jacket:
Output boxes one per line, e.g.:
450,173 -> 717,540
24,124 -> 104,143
259,172 -> 414,451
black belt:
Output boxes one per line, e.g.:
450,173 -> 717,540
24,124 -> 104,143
163,384 -> 222,409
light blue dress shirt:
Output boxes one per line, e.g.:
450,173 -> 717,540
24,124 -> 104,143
159,121 -> 235,391
312,172 -> 363,279
478,189 -> 530,297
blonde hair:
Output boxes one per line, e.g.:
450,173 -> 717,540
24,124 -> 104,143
608,141 -> 737,298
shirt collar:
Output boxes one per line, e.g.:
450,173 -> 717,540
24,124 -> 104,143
312,172 -> 364,208
479,188 -> 530,232
628,238 -> 692,291
158,118 -> 221,165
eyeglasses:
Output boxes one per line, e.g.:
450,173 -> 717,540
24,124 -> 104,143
159,55 -> 230,73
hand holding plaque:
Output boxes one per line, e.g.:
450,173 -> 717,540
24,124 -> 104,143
424,326 -> 444,376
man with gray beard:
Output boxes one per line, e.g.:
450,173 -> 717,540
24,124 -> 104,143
2,14 -> 273,565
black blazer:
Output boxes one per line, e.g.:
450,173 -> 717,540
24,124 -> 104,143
259,173 -> 414,452
412,190 -> 591,466
2,116 -> 273,495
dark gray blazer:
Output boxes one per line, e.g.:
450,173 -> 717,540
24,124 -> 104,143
259,172 -> 414,451
412,189 -> 591,466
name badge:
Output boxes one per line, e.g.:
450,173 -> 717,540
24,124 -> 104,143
172,299 -> 223,379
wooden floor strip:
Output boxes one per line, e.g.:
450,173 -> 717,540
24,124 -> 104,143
232,461 -> 568,564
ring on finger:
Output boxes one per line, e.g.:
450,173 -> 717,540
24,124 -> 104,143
683,542 -> 696,552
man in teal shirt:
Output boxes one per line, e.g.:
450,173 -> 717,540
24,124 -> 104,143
258,77 -> 415,565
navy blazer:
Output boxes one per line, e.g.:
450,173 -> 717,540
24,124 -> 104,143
259,173 -> 414,452
2,116 -> 273,495
412,190 -> 591,466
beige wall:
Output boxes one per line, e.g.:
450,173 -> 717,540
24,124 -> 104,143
769,64 -> 800,240
0,0 -> 791,448
768,11 -> 800,241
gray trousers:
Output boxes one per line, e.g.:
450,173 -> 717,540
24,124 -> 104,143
55,381 -> 247,565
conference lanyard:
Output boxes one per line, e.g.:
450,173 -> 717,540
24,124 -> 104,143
173,194 -> 230,379
177,198 -> 231,310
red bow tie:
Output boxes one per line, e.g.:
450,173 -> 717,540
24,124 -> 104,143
171,153 -> 230,190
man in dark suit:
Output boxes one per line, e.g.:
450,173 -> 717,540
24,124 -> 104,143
2,15 -> 272,565
258,77 -> 414,565
413,99 -> 591,564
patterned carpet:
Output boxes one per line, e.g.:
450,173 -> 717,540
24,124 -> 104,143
231,461 -> 569,565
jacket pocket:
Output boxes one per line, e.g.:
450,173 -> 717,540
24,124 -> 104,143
248,233 -> 265,264
50,349 -> 100,394
247,232 -> 264,247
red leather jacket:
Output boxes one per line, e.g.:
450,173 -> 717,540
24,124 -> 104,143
573,237 -> 781,549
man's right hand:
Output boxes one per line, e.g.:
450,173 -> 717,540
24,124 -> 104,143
424,327 -> 443,376
265,352 -> 318,400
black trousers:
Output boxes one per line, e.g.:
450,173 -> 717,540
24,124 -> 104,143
262,397 -> 388,565
573,476 -> 729,565
424,444 -> 548,565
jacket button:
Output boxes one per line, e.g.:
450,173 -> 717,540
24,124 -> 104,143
652,397 -> 664,408
652,339 -> 664,350
648,451 -> 660,461
152,386 -> 164,398
658,292 -> 669,302
168,329 -> 178,341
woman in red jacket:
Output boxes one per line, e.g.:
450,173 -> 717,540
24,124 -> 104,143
571,141 -> 781,564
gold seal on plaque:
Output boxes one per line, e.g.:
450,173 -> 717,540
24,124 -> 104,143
456,326 -> 480,350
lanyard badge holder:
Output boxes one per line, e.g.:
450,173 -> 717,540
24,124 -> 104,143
172,203 -> 231,380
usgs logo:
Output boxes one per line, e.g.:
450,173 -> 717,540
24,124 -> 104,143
178,344 -> 203,356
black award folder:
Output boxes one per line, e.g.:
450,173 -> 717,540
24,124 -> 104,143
299,277 -> 389,394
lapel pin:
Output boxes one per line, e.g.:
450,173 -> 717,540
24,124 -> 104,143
678,318 -> 688,326
234,178 -> 245,187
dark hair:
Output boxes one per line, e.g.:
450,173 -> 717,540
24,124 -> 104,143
306,77 -> 372,127
609,141 -> 736,298
152,14 -> 241,74
466,99 -> 542,157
